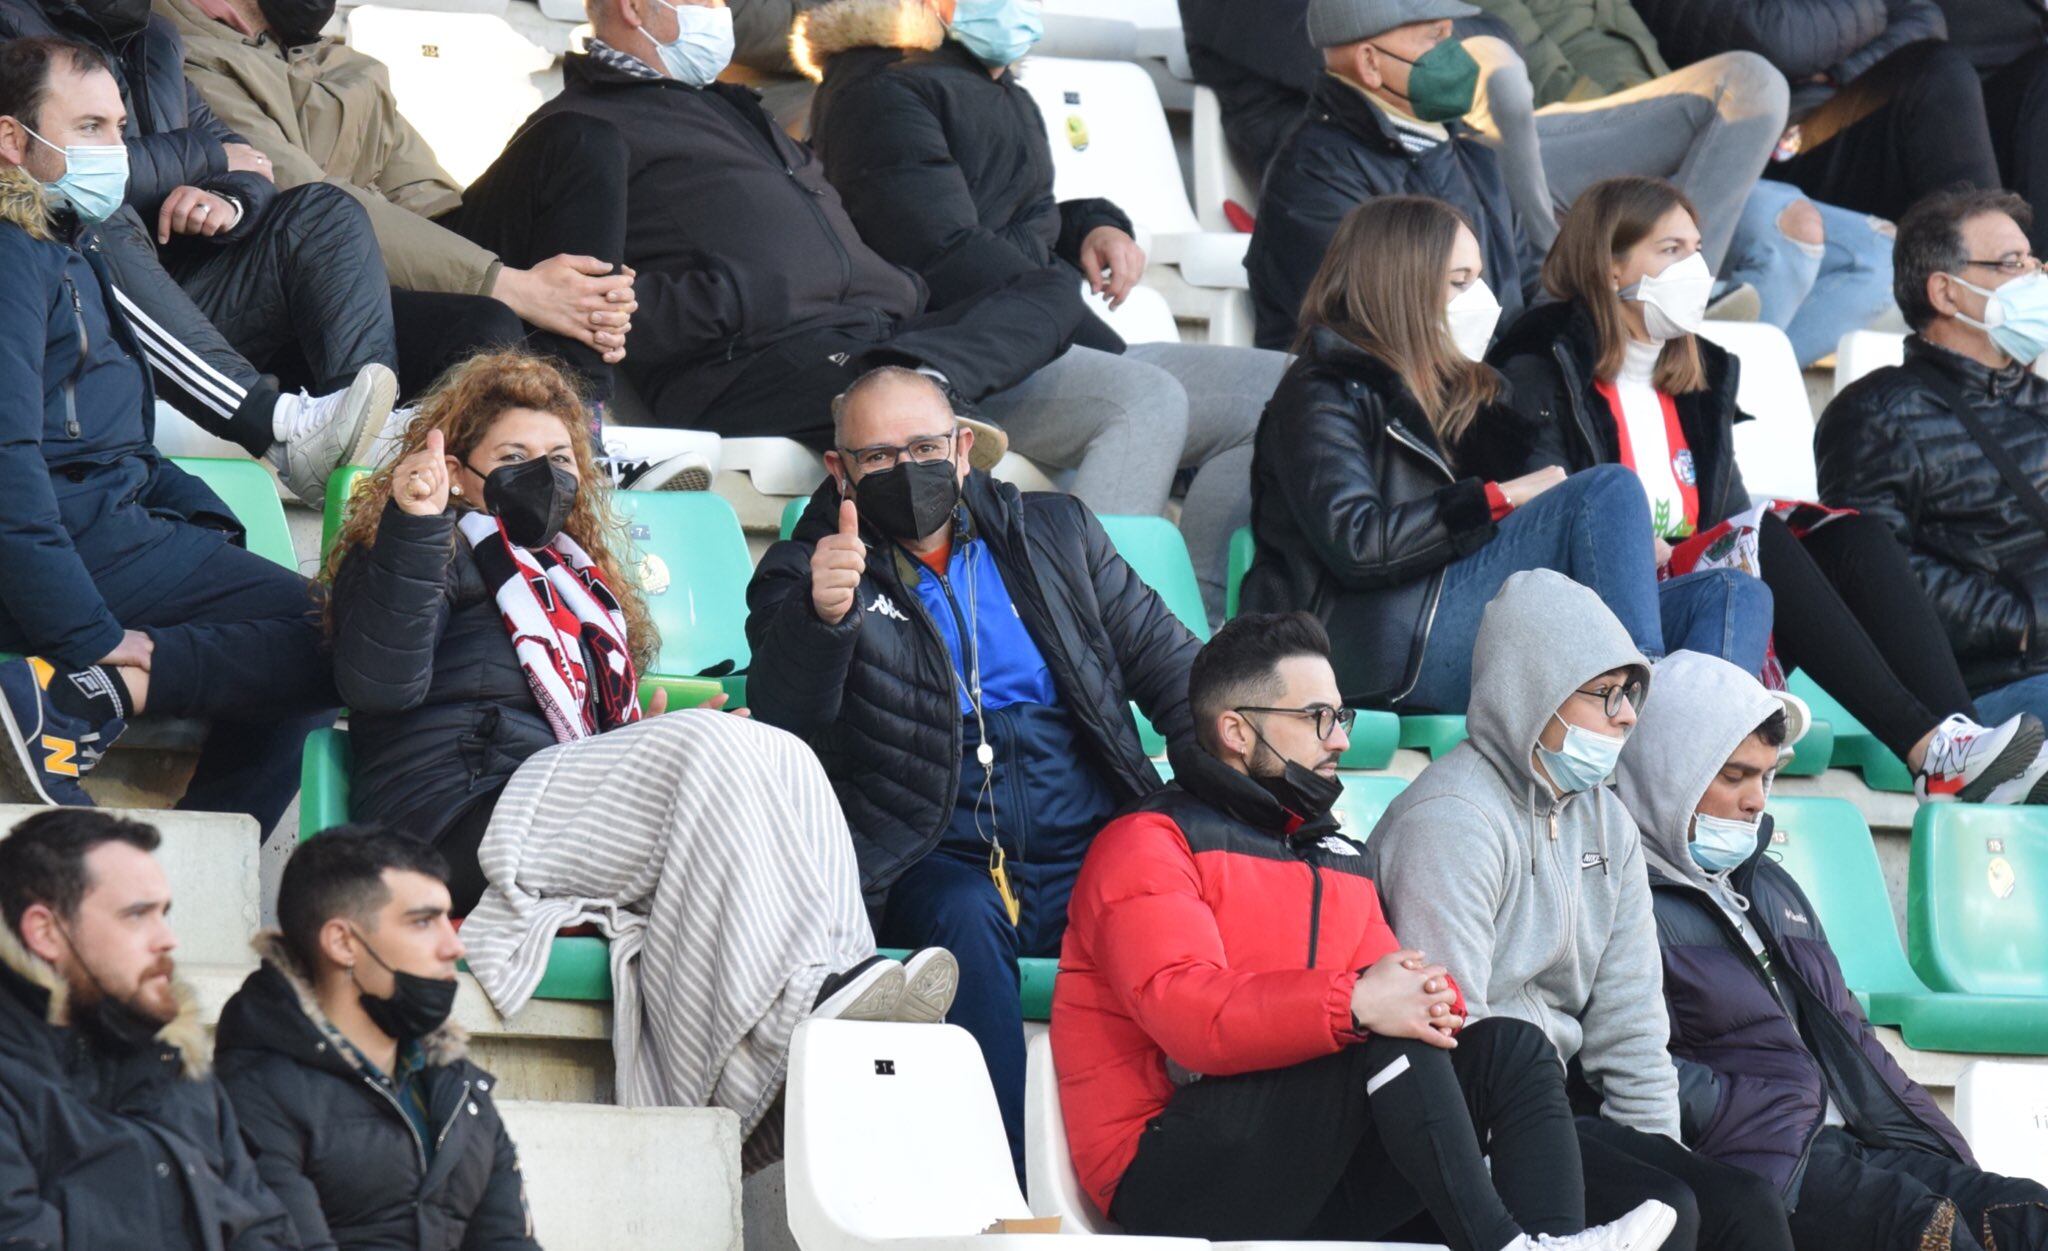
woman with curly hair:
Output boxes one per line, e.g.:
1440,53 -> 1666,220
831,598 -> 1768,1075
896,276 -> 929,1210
324,350 -> 953,1144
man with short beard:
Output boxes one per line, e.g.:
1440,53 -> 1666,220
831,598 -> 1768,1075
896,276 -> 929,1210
0,808 -> 300,1249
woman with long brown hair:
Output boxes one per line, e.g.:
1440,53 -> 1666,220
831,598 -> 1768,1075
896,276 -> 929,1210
1482,175 -> 2048,802
1239,195 -> 1768,713
323,350 -> 954,1154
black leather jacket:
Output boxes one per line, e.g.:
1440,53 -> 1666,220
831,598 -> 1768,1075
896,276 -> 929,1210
1816,337 -> 2048,691
1238,327 -> 1505,708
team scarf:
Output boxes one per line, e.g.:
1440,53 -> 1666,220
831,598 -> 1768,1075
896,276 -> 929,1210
1663,498 -> 1856,690
458,510 -> 642,742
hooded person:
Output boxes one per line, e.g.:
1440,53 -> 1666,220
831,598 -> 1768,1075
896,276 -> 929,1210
1370,568 -> 1795,1251
1615,651 -> 2048,1251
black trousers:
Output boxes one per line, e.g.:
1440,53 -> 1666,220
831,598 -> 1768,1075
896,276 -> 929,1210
1578,1116 -> 1794,1251
1757,511 -> 1980,761
95,183 -> 399,456
435,790 -> 499,917
1983,46 -> 2048,257
1109,1018 -> 1585,1251
1788,1127 -> 2048,1251
121,540 -> 339,836
1776,40 -> 2002,222
429,112 -> 631,402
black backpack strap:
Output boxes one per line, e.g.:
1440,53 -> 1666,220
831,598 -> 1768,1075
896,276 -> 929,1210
1906,356 -> 2048,538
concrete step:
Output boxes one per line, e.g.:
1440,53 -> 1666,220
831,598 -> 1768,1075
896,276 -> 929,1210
497,1100 -> 742,1251
0,804 -> 259,970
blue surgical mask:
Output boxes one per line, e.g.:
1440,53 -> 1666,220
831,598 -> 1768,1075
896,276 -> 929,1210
650,0 -> 734,87
1535,712 -> 1625,794
1689,812 -> 1761,873
948,0 -> 1042,68
1950,271 -> 2048,366
25,125 -> 128,224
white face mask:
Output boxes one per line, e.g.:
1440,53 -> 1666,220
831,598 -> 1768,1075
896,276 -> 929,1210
649,0 -> 734,86
1621,250 -> 1714,343
1446,278 -> 1502,362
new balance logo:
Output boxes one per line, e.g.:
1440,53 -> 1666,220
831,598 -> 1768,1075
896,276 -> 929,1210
40,735 -> 78,777
864,594 -> 909,622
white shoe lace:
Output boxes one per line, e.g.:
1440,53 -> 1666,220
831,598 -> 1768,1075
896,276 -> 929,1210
1922,715 -> 1982,780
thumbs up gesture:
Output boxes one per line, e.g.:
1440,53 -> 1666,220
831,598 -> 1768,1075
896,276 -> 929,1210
810,496 -> 868,625
394,428 -> 452,517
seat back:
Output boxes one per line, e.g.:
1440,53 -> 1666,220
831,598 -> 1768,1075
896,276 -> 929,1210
1015,56 -> 1200,238
1088,281 -> 1182,345
1693,321 -> 1817,503
1832,330 -> 1907,394
1910,805 -> 2048,996
1762,796 -> 1925,998
612,490 -> 753,679
1190,84 -> 1256,234
1224,525 -> 1253,620
298,725 -> 353,841
1336,773 -> 1407,843
1024,1032 -> 1119,1233
1097,514 -> 1210,640
785,1020 -> 1029,1241
1953,1061 -> 2048,1186
170,456 -> 298,570
320,464 -> 373,560
344,7 -> 553,188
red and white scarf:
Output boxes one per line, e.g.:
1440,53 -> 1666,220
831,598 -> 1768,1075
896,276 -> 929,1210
458,511 -> 642,743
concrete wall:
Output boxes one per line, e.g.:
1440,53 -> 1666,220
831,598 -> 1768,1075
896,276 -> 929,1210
498,1101 -> 743,1251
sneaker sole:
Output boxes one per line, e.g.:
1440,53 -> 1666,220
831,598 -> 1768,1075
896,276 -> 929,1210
0,682 -> 56,806
897,949 -> 960,1024
813,962 -> 906,1023
1626,1202 -> 1678,1249
628,457 -> 713,493
1960,716 -> 2047,803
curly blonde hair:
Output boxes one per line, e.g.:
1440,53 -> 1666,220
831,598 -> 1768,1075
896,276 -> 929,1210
320,351 -> 660,672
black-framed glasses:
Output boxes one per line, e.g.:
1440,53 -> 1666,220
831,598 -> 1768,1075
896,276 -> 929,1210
1236,704 -> 1358,741
1962,256 -> 2043,277
1571,680 -> 1645,719
838,429 -> 961,474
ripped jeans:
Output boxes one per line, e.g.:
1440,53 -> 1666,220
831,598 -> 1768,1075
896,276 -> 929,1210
1722,180 -> 1897,368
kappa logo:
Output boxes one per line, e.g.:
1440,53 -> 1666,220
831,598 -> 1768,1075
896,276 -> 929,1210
865,593 -> 909,622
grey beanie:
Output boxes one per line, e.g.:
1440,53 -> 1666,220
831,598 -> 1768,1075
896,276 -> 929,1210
1305,0 -> 1480,47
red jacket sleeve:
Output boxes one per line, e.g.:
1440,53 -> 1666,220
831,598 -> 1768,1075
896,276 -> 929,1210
1074,813 -> 1361,1076
1344,883 -> 1469,1022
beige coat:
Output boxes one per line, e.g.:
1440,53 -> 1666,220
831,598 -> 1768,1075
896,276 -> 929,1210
153,0 -> 500,295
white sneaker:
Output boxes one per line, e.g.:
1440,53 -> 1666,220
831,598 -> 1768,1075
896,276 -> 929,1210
809,956 -> 906,1023
1915,712 -> 2046,803
600,451 -> 712,492
266,363 -> 398,506
1505,1200 -> 1678,1251
894,948 -> 959,1023
364,405 -> 420,471
1984,738 -> 2048,805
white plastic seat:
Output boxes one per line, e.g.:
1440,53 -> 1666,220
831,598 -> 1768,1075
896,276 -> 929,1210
1191,86 -> 1258,235
1831,329 -> 1908,395
1694,321 -> 1819,503
1087,280 -> 1182,346
786,1020 -> 1200,1249
345,7 -> 553,188
1953,1061 -> 2048,1185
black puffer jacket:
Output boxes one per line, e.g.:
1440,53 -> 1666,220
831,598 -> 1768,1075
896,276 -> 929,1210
330,502 -> 557,846
745,472 -> 1198,906
1816,337 -> 2048,691
800,0 -> 1127,355
1176,0 -> 1319,178
1631,0 -> 1946,113
1238,327 -> 1505,708
1479,299 -> 1751,528
1246,74 -> 1541,351
0,0 -> 276,226
215,941 -> 538,1251
0,930 -> 299,1250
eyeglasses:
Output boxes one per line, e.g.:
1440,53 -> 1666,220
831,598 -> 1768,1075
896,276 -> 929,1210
1572,680 -> 1645,718
1962,255 -> 2043,278
1235,704 -> 1358,741
838,430 -> 961,475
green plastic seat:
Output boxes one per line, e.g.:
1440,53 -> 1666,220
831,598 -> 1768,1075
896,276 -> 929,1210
1763,796 -> 1924,1019
1097,514 -> 1211,641
1332,773 -> 1407,843
779,496 -> 806,541
320,464 -> 373,561
614,490 -> 754,702
1774,714 -> 1834,778
1876,990 -> 2048,1055
1787,671 -> 1911,792
1338,715 -> 1400,769
1225,525 -> 1254,620
1399,715 -> 1468,758
1909,805 -> 2048,998
170,456 -> 298,570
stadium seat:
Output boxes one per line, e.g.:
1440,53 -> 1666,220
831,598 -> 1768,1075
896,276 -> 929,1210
1397,717 -> 1467,759
1693,322 -> 1818,504
787,1019 -> 1194,1248
1225,525 -> 1253,620
1017,57 -> 1255,345
1190,86 -> 1257,235
1953,1061 -> 2048,1185
1909,806 -> 2048,998
614,490 -> 753,702
1785,672 -> 1911,792
320,463 -> 372,558
344,7 -> 552,188
1332,773 -> 1405,842
1098,515 -> 1211,640
172,456 -> 300,570
153,401 -> 255,460
494,1100 -> 744,1248
1087,281 -> 1182,346
873,950 -> 1056,1023
1832,330 -> 1908,394
1763,797 -> 1924,1017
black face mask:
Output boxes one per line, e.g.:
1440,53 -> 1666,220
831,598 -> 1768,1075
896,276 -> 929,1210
473,456 -> 578,549
1246,722 -> 1344,822
78,0 -> 151,41
257,0 -> 337,46
849,458 -> 960,542
351,930 -> 459,1043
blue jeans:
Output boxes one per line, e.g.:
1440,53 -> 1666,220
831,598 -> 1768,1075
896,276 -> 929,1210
1974,672 -> 2048,732
1723,180 -> 1896,368
1400,466 -> 1774,713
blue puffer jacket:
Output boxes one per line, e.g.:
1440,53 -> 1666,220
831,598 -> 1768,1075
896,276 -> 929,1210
0,170 -> 241,666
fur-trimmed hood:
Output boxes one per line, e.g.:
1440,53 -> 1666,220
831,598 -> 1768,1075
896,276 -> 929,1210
0,164 -> 52,240
0,914 -> 211,1079
218,931 -> 470,1071
791,0 -> 945,81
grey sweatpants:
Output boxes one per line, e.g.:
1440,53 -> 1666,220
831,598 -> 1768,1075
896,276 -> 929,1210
1463,40 -> 1789,270
977,341 -> 1288,623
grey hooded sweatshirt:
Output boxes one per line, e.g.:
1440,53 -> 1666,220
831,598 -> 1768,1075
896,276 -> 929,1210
1371,569 -> 1679,1138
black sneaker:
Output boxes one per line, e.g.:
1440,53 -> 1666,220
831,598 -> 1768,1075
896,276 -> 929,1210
0,657 -> 125,805
809,955 -> 906,1022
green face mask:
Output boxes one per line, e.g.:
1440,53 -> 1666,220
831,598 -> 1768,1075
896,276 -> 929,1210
1374,37 -> 1479,122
